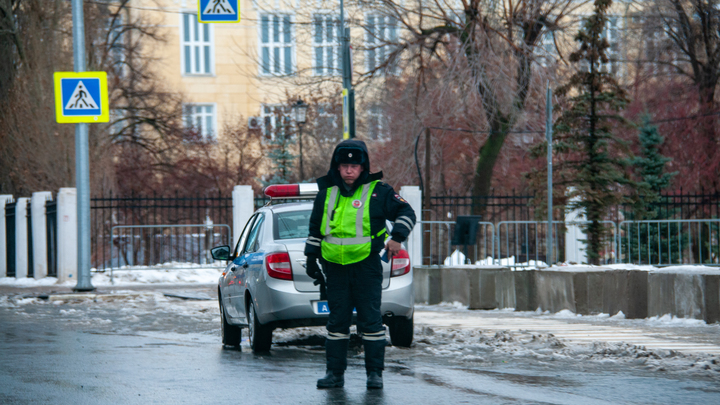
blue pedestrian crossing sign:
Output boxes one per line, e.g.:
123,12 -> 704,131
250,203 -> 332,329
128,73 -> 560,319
53,72 -> 109,124
198,0 -> 240,23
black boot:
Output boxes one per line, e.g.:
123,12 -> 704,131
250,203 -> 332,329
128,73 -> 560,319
366,369 -> 383,389
317,370 -> 345,388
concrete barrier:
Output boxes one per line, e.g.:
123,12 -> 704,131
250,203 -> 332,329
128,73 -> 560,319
534,270 -> 576,313
649,269 -> 720,324
413,265 -> 720,323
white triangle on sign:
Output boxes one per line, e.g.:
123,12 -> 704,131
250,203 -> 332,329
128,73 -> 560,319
203,0 -> 235,14
64,80 -> 98,110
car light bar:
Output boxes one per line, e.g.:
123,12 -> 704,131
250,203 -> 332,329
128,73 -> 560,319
263,183 -> 319,198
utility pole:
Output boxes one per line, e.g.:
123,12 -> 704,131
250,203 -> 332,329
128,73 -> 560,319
546,81 -> 553,267
340,0 -> 355,139
423,128 -> 431,265
71,0 -> 94,291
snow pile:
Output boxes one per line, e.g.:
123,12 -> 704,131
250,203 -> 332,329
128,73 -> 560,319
413,325 -> 720,377
0,262 -> 223,287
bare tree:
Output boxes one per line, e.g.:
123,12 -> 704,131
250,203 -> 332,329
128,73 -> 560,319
639,0 -> 720,191
348,0 -> 589,212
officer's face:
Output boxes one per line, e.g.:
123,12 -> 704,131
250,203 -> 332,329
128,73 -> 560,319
339,164 -> 363,185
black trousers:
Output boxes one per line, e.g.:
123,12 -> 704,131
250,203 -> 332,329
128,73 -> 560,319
324,254 -> 386,372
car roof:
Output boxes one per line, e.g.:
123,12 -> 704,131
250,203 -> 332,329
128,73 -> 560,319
260,201 -> 314,214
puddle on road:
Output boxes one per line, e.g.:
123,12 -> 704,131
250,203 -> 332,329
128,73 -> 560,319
458,367 -> 581,388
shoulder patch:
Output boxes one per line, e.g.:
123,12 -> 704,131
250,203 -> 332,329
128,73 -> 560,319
394,194 -> 408,204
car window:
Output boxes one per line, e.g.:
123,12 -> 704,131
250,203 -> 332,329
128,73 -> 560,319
233,214 -> 257,258
274,210 -> 312,240
243,214 -> 265,254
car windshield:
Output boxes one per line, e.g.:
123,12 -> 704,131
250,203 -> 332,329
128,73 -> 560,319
274,210 -> 312,240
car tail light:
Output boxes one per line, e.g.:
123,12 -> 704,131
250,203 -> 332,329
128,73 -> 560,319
266,252 -> 293,280
390,249 -> 411,277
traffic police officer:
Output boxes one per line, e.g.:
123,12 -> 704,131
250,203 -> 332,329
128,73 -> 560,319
304,139 -> 416,389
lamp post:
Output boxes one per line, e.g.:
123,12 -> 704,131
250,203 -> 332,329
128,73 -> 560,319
292,99 -> 308,180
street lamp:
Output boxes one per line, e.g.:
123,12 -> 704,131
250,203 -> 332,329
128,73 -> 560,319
292,99 -> 309,180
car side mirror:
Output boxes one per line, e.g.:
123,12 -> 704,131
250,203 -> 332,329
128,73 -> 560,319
211,245 -> 231,261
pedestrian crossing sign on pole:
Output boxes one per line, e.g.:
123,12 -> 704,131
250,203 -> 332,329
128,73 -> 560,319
53,72 -> 109,123
198,0 -> 240,23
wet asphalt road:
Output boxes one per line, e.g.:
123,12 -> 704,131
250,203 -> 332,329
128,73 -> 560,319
1,286 -> 719,404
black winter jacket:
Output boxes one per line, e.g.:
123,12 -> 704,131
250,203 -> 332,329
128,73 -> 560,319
304,140 -> 416,258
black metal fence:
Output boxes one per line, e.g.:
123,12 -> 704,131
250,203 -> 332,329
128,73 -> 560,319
5,201 -> 16,277
45,199 -> 57,278
625,190 -> 720,220
428,193 -> 536,224
91,192 -> 233,270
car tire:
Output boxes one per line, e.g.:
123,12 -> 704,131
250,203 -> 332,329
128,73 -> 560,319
388,314 -> 414,348
247,300 -> 273,353
220,299 -> 241,349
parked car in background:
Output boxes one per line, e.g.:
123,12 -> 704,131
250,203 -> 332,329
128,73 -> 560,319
211,184 -> 415,353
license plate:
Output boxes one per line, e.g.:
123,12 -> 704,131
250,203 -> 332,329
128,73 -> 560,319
313,300 -> 330,315
312,301 -> 356,315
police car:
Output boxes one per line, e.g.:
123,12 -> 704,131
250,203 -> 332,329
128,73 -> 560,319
211,184 -> 415,353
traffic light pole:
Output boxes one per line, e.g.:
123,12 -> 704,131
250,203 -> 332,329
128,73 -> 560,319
71,0 -> 94,291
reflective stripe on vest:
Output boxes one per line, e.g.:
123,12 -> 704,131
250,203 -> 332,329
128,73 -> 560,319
320,181 -> 379,265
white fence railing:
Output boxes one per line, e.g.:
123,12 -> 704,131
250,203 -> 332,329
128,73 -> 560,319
415,219 -> 719,267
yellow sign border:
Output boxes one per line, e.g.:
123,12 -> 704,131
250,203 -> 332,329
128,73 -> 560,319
198,0 -> 241,23
54,71 -> 109,124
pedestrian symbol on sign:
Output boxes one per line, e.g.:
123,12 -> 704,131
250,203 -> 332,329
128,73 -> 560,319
204,0 -> 234,14
64,81 -> 98,110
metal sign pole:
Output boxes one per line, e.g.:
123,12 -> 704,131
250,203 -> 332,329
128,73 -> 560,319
71,0 -> 94,291
340,0 -> 355,139
546,81 -> 553,266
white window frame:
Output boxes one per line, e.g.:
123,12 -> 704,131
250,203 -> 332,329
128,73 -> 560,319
365,13 -> 399,74
314,103 -> 340,141
180,12 -> 215,76
261,104 -> 292,140
107,14 -> 126,77
366,104 -> 388,140
601,16 -> 622,76
259,13 -> 295,76
183,103 -> 217,142
312,13 -> 341,76
537,30 -> 556,67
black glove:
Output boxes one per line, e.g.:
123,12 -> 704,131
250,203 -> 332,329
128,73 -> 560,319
305,255 -> 323,281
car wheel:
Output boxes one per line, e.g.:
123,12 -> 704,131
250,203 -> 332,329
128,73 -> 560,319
247,300 -> 273,353
220,299 -> 241,348
388,314 -> 414,347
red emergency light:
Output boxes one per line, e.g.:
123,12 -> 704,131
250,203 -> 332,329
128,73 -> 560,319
263,183 -> 318,198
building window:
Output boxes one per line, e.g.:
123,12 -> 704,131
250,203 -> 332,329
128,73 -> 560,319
366,104 -> 388,140
107,15 -> 126,77
365,14 -> 398,73
313,14 -> 340,76
260,14 -> 294,76
537,31 -> 556,67
184,104 -> 216,141
601,16 -> 621,76
261,104 -> 292,140
315,103 -> 340,140
181,13 -> 213,75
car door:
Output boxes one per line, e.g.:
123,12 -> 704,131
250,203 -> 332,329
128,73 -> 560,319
232,213 -> 265,318
224,214 -> 257,320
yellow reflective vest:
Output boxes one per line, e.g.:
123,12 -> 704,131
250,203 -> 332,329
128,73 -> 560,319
320,180 -> 386,265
